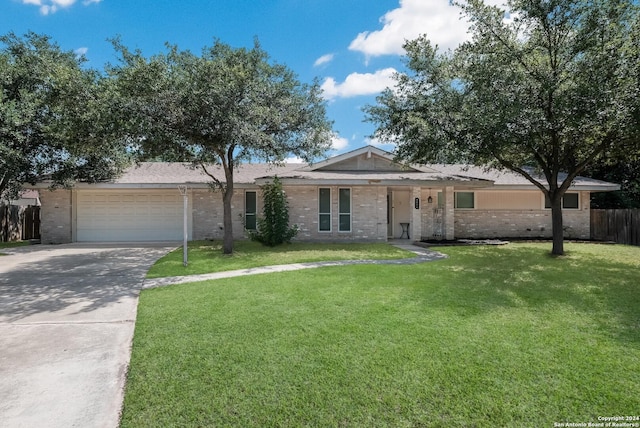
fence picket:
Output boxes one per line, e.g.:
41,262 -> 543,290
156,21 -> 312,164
0,204 -> 41,242
591,209 -> 640,246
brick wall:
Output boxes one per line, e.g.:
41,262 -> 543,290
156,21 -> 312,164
37,185 -> 593,244
454,208 -> 590,239
192,185 -> 388,243
285,185 -> 387,242
191,188 -> 248,240
39,189 -> 72,244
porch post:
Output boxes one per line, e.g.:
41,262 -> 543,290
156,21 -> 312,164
411,186 -> 422,242
444,186 -> 455,240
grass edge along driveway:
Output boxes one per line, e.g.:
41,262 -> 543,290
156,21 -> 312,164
0,241 -> 30,255
123,243 -> 640,427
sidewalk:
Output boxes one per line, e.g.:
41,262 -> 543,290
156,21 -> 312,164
143,242 -> 446,289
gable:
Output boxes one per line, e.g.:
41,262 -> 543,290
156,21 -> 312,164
306,145 -> 438,173
314,152 -> 412,172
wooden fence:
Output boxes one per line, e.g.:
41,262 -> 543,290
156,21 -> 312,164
0,204 -> 41,242
590,209 -> 640,246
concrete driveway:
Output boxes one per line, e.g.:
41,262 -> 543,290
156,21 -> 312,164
0,242 -> 177,428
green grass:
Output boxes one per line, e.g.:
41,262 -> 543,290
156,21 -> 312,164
0,241 -> 29,248
122,243 -> 640,427
0,240 -> 29,255
146,240 -> 414,278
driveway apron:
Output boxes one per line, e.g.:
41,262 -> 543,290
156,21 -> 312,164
0,243 -> 176,428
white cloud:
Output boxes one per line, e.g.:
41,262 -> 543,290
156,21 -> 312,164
366,136 -> 396,149
314,53 -> 334,67
349,0 -> 508,57
74,47 -> 89,56
331,134 -> 349,151
21,0 -> 100,14
285,156 -> 304,164
40,5 -> 55,14
321,68 -> 396,100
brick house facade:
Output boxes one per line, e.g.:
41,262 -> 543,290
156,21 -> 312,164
34,146 -> 617,244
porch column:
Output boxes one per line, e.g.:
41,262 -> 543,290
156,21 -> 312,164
444,186 -> 455,240
411,186 -> 422,241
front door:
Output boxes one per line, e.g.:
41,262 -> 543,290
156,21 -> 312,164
387,190 -> 411,238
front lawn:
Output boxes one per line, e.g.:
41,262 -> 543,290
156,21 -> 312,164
122,243 -> 640,427
146,240 -> 414,278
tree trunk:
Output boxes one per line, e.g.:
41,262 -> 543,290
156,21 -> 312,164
550,195 -> 564,256
222,185 -> 234,254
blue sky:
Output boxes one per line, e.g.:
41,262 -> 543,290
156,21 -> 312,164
2,0 -> 498,157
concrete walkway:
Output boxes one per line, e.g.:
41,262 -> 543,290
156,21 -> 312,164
0,243 -> 177,428
143,242 -> 447,289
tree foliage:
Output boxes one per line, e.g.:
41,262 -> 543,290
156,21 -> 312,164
366,0 -> 640,255
585,156 -> 640,208
110,39 -> 333,254
0,32 -> 130,201
249,176 -> 298,247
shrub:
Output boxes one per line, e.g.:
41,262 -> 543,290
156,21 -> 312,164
249,176 -> 298,246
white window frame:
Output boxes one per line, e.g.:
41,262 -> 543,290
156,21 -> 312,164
318,188 -> 331,232
338,188 -> 351,232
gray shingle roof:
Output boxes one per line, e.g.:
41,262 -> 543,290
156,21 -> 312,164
98,161 -> 616,191
113,162 -> 300,185
429,164 -> 618,189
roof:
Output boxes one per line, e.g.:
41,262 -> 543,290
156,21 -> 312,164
430,165 -> 619,191
9,189 -> 41,206
31,146 -> 619,192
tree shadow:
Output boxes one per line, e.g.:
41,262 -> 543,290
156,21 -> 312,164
0,245 -> 175,323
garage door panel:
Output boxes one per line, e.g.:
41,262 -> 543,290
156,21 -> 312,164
76,191 -> 185,241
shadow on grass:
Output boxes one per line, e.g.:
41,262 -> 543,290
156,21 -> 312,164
413,244 -> 640,346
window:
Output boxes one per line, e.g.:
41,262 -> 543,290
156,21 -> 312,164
245,191 -> 257,230
545,193 -> 579,209
454,192 -> 475,209
339,188 -> 351,232
562,193 -> 579,209
319,188 -> 331,231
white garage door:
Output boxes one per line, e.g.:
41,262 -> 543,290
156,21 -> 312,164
77,191 -> 184,241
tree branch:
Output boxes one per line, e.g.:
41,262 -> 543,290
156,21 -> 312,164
493,151 -> 549,195
199,161 -> 223,190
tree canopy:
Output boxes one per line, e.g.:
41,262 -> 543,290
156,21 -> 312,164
586,156 -> 640,208
0,32 -> 130,201
110,39 -> 333,253
366,0 -> 640,255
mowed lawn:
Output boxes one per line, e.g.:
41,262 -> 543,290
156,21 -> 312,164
146,240 -> 413,278
122,243 -> 640,427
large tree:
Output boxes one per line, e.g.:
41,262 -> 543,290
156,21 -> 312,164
0,32 -> 129,201
366,0 -> 640,255
110,39 -> 333,254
